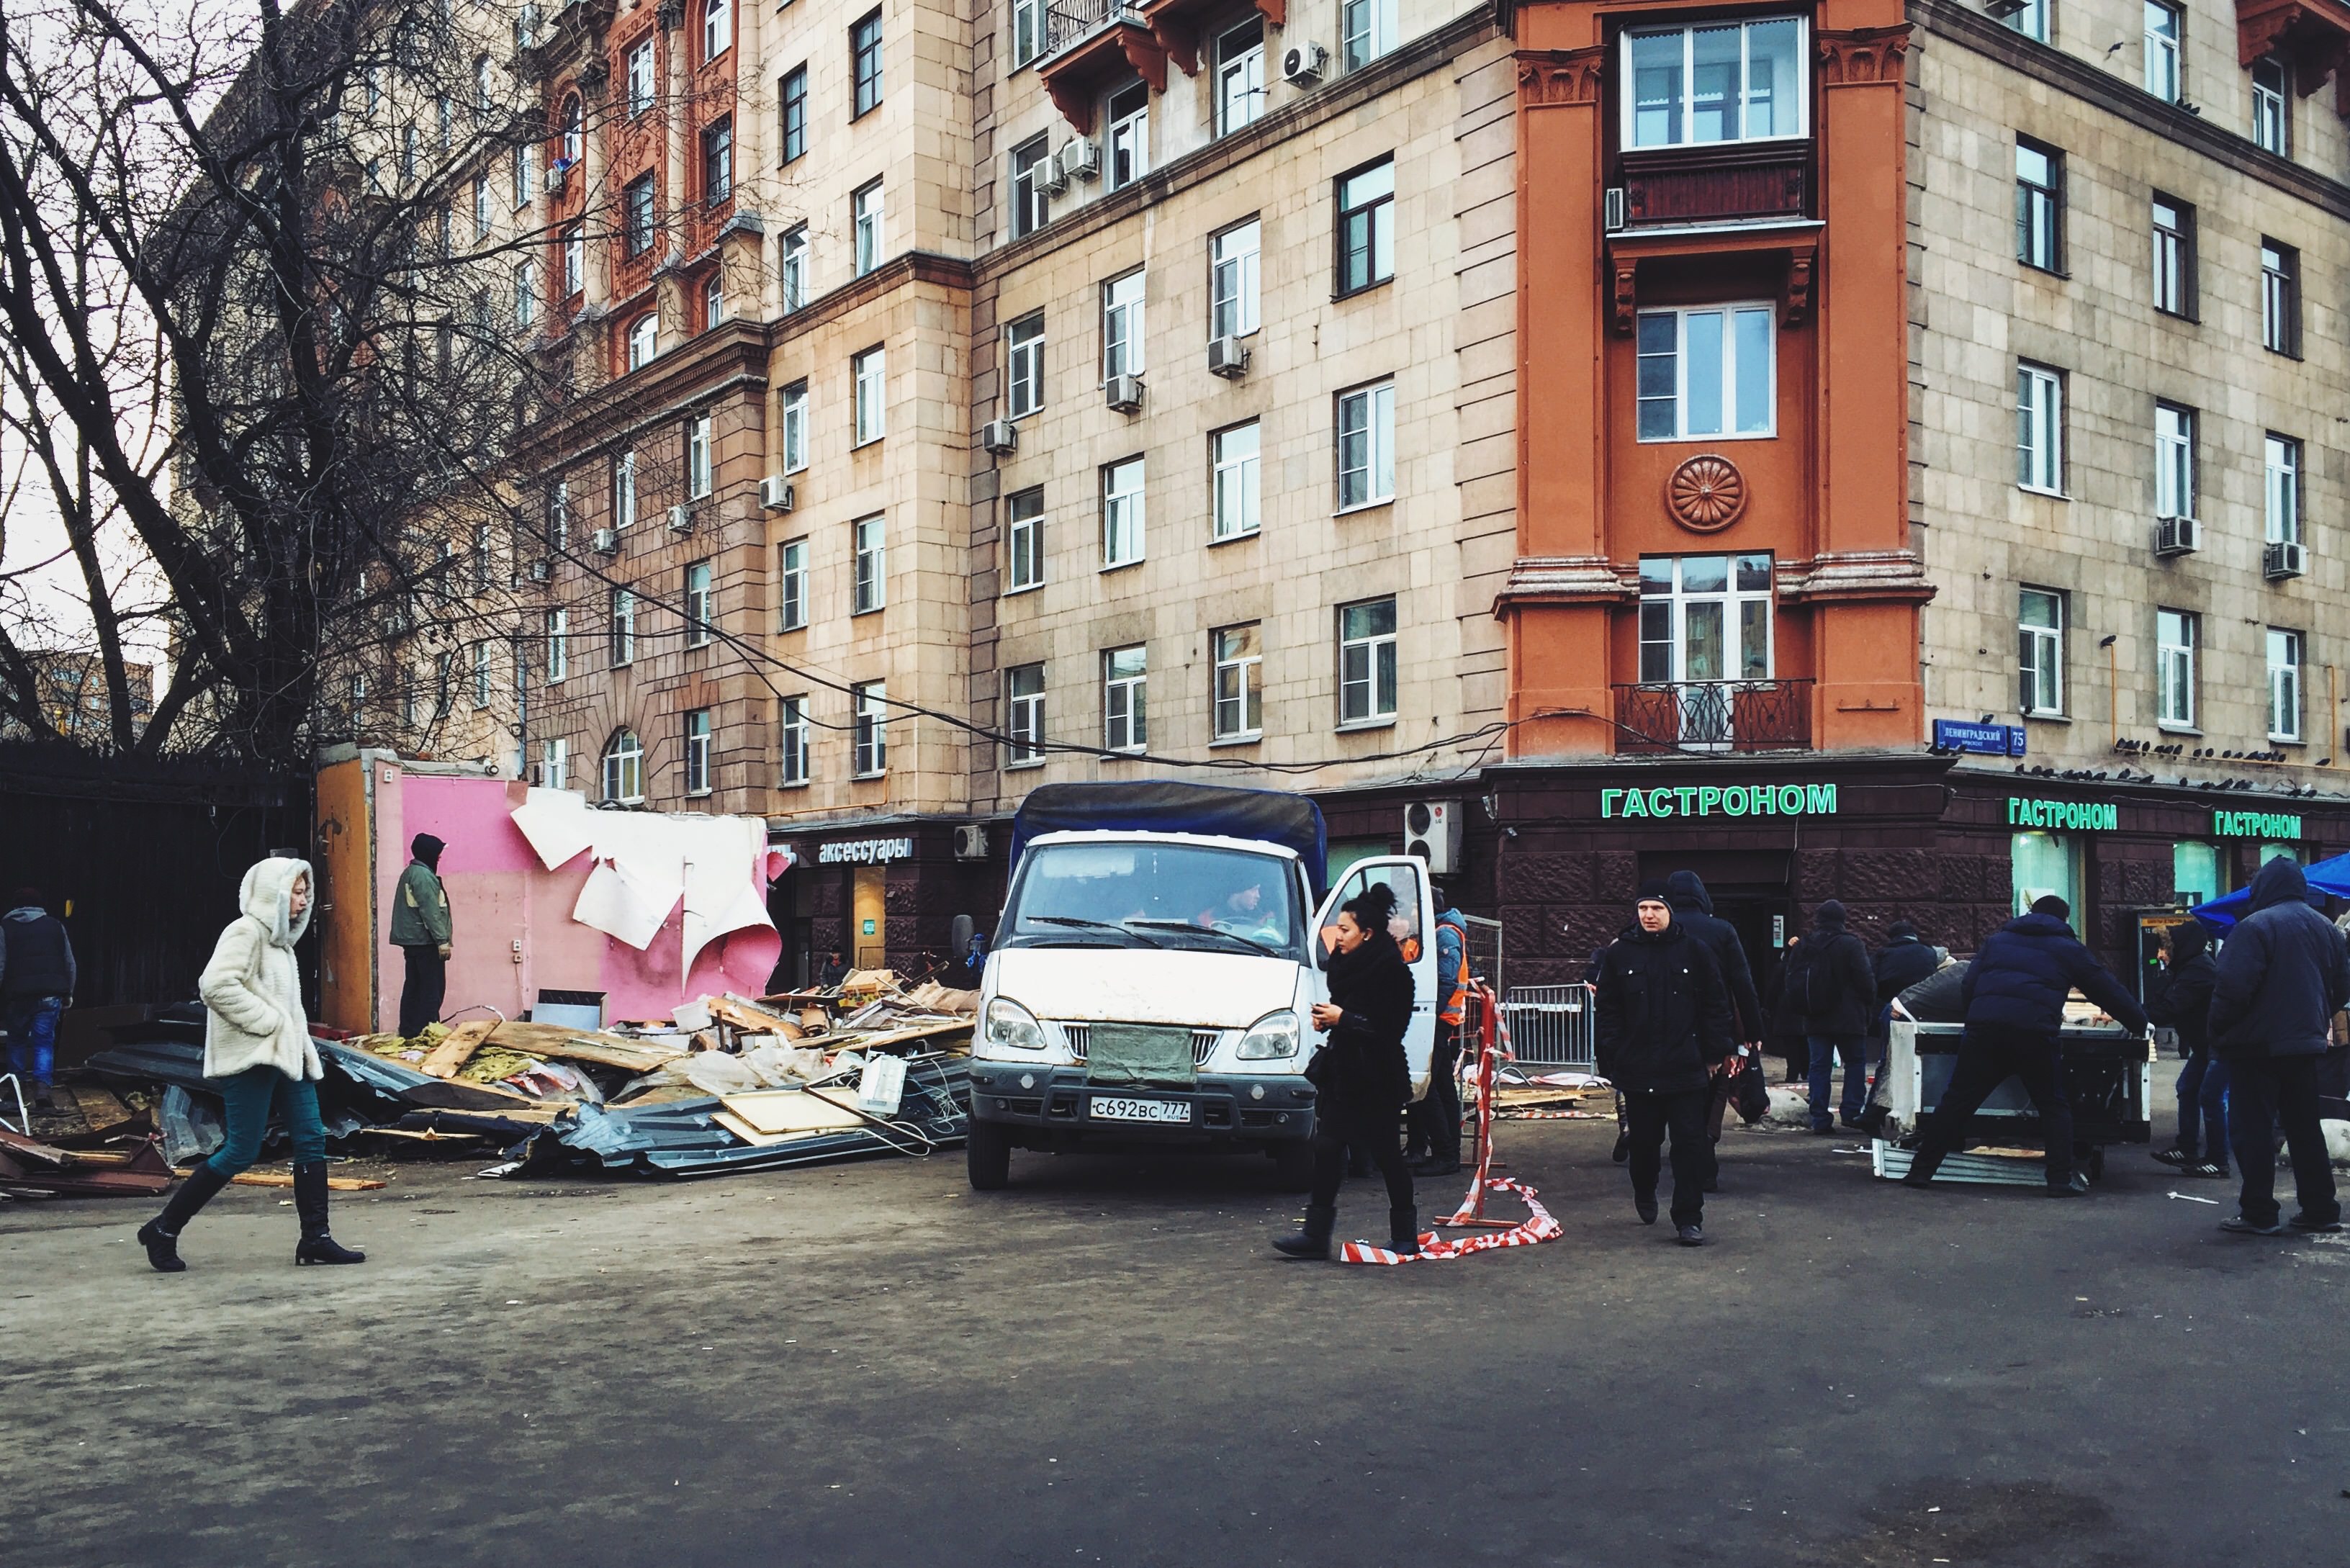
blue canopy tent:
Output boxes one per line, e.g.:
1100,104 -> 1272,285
2188,850 -> 2350,930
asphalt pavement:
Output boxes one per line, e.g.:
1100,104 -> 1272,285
4,1094 -> 2346,1568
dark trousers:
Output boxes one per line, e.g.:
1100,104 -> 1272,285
1807,1033 -> 1866,1129
203,1065 -> 327,1177
1310,1103 -> 1415,1214
1624,1086 -> 1711,1227
2174,1047 -> 2230,1166
1408,1035 -> 1463,1163
397,944 -> 447,1038
2228,1053 -> 2338,1229
1909,1024 -> 2074,1189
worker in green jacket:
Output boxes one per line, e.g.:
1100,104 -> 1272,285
390,833 -> 451,1037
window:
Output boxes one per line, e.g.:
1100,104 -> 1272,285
1007,487 -> 1045,591
852,10 -> 884,117
852,181 -> 883,276
475,55 -> 494,114
1010,137 -> 1051,239
626,39 -> 655,116
1212,422 -> 1261,540
2264,433 -> 2301,545
778,539 -> 809,631
626,312 -> 657,370
2011,832 -> 2079,918
780,67 -> 808,163
2253,58 -> 2290,156
559,95 -> 582,165
1212,625 -> 1263,740
852,346 -> 886,443
684,709 -> 713,795
1217,21 -> 1265,135
609,586 -> 636,664
2153,402 -> 2195,520
512,141 -> 534,209
780,225 -> 809,311
2157,608 -> 2197,730
435,651 -> 457,721
704,271 -> 724,329
1335,383 -> 1397,510
852,682 -> 888,775
1341,0 -> 1399,70
685,560 -> 715,646
2143,2 -> 2182,102
1103,646 -> 1147,752
548,482 -> 570,551
2151,195 -> 2193,317
2018,587 -> 2064,716
1635,553 -> 1774,734
1338,598 -> 1399,726
852,516 -> 886,613
1107,83 -> 1148,189
2261,240 -> 2299,356
701,118 -> 732,205
703,0 -> 731,63
1336,158 -> 1395,295
1102,271 -> 1145,380
368,67 -> 383,114
474,523 -> 494,592
2000,0 -> 2050,40
602,729 -> 644,803
1624,17 -> 1807,147
541,736 -> 570,792
513,261 -> 538,330
364,158 -> 382,194
1014,0 -> 1045,66
1635,305 -> 1773,441
780,697 -> 811,785
472,641 -> 494,709
1004,314 -> 1047,420
546,608 -> 570,683
625,174 -> 656,256
2015,138 -> 2062,272
685,412 -> 713,499
1211,220 -> 1260,339
2016,363 -> 2064,494
1005,664 -> 1046,766
2268,628 -> 2305,742
2173,841 -> 2220,906
562,225 -> 585,297
1102,456 -> 1144,567
473,174 -> 492,242
781,381 -> 809,472
400,126 -> 417,186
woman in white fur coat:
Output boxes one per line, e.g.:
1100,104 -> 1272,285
136,857 -> 365,1272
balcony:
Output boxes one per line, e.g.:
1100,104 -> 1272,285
1038,0 -> 1166,131
1615,141 -> 1810,228
1614,680 -> 1814,753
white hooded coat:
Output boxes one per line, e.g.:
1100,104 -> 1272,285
198,857 -> 323,1082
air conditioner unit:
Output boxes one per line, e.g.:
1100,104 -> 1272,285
544,164 -> 568,194
592,527 -> 618,555
1603,186 -> 1628,233
953,824 -> 990,862
528,558 -> 552,582
981,419 -> 1019,455
1403,800 -> 1462,876
666,504 -> 693,534
1058,138 -> 1099,182
1043,153 -> 1071,196
1283,43 -> 1328,85
1207,335 -> 1251,379
2265,539 -> 2306,580
1104,373 -> 1144,414
759,475 -> 796,510
2153,515 -> 2200,557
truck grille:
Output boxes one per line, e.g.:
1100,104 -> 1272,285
1058,1024 -> 1221,1065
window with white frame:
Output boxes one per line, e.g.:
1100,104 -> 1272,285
685,560 -> 715,646
1005,314 -> 1045,419
1217,20 -> 1264,136
2002,0 -> 2049,42
1007,487 -> 1045,592
541,736 -> 570,792
2157,608 -> 2197,730
1212,624 -> 1262,740
563,225 -> 585,297
1625,17 -> 1807,148
778,539 -> 809,631
2016,363 -> 2063,494
1211,219 -> 1261,339
1010,137 -> 1050,239
2269,628 -> 2305,742
1636,305 -> 1774,441
1005,664 -> 1046,766
1637,554 -> 1773,693
704,271 -> 724,329
472,174 -> 491,241
852,682 -> 888,775
780,696 -> 811,785
2151,195 -> 2192,317
396,126 -> 415,187
703,0 -> 731,63
2253,58 -> 2290,156
434,652 -> 454,718
602,727 -> 644,802
852,181 -> 884,276
2154,402 -> 2195,520
1102,456 -> 1144,567
1104,645 -> 1146,752
853,346 -> 886,443
2261,240 -> 2299,356
2015,138 -> 2063,272
2019,587 -> 2064,716
549,481 -> 570,550
1102,271 -> 1145,380
1338,598 -> 1399,726
2265,433 -> 2301,545
701,118 -> 731,206
1213,422 -> 1261,540
613,449 -> 638,528
626,312 -> 657,370
546,608 -> 569,682
1107,83 -> 1148,189
684,708 -> 713,794
513,261 -> 538,330
853,516 -> 886,613
560,94 -> 583,165
2143,2 -> 2182,102
473,641 -> 493,708
512,140 -> 534,209
609,585 -> 636,664
781,380 -> 809,472
1337,382 -> 1395,509
686,411 -> 713,498
1013,0 -> 1045,66
780,225 -> 809,311
1341,0 -> 1399,70
626,39 -> 655,115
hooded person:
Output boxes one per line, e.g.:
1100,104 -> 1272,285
135,858 -> 365,1273
2206,857 -> 2350,1235
0,886 -> 76,1111
390,832 -> 452,1039
2146,918 -> 2228,1179
1663,871 -> 1766,1184
1787,899 -> 1875,1133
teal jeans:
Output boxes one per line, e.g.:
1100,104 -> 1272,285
203,1065 -> 325,1176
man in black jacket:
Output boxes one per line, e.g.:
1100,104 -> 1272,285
1903,896 -> 2148,1195
1594,880 -> 1735,1245
1792,900 -> 1875,1133
2146,920 -> 2226,1179
2207,857 -> 2350,1235
1665,871 -> 1763,1186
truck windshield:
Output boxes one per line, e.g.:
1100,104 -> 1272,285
999,842 -> 1303,959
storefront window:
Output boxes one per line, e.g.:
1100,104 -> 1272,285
2258,841 -> 2300,867
2011,831 -> 2079,917
2171,842 -> 2220,908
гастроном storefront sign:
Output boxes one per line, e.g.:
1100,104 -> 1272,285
2006,797 -> 2118,830
2211,808 -> 2302,839
1600,783 -> 1839,819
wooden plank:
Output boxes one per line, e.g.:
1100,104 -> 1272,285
717,1089 -> 868,1135
421,1018 -> 501,1078
704,995 -> 805,1037
65,1084 -> 137,1131
837,1019 -> 975,1053
168,1167 -> 387,1191
451,1019 -> 686,1072
711,1109 -> 832,1148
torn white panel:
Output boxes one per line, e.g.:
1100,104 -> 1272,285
510,788 -> 599,869
510,790 -> 775,966
680,817 -> 771,976
572,857 -> 677,950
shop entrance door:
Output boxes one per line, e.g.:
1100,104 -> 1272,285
1637,848 -> 1792,1039
852,865 -> 887,970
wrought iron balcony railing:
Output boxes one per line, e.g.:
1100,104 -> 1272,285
1613,679 -> 1814,753
1043,0 -> 1147,58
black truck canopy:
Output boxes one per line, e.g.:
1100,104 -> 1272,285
1009,781 -> 1329,893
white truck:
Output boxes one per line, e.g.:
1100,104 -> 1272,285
965,782 -> 1441,1191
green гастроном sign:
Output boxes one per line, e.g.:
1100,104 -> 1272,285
2212,808 -> 2302,839
2006,797 -> 2118,830
1600,783 -> 1838,819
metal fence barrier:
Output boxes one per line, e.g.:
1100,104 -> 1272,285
1502,983 -> 1596,1071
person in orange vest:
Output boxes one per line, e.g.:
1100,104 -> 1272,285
1408,896 -> 1473,1176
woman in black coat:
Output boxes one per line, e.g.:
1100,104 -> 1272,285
1274,882 -> 1418,1260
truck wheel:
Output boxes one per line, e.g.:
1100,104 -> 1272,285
1270,1143 -> 1315,1192
967,1119 -> 1012,1191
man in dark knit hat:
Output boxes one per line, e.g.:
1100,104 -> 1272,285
391,833 -> 453,1037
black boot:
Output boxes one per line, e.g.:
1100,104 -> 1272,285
136,1162 -> 233,1274
1388,1206 -> 1421,1258
1271,1204 -> 1336,1260
292,1160 -> 366,1266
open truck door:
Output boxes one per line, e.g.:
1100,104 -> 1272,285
1313,856 -> 1439,1098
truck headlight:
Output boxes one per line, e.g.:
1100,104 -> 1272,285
983,996 -> 1047,1052
1235,1009 -> 1302,1060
